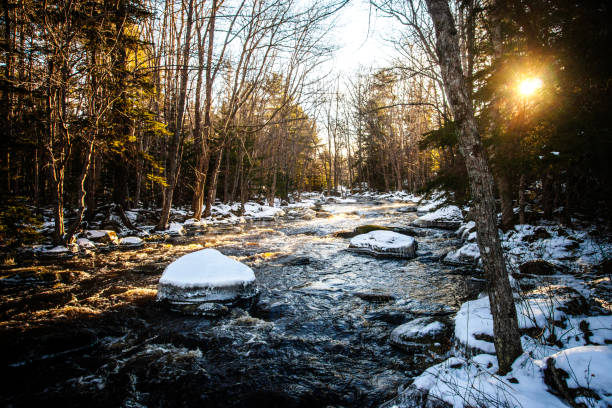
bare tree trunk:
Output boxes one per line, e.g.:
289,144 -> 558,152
424,0 -> 522,374
157,0 -> 195,230
65,137 -> 95,242
192,0 -> 217,219
203,147 -> 223,217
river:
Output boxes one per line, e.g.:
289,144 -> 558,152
0,200 -> 483,407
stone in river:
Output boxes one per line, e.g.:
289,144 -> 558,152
84,229 -> 118,244
390,316 -> 451,354
118,236 -> 144,248
157,248 -> 258,316
349,230 -> 417,259
412,205 -> 463,230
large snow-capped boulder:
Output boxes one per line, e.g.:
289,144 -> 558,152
157,248 -> 258,316
413,205 -> 463,230
349,230 -> 417,258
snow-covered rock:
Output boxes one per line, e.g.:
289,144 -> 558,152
165,222 -> 185,236
444,243 -> 480,265
390,317 -> 450,354
456,220 -> 476,240
349,230 -> 417,259
545,345 -> 612,408
157,248 -> 258,316
416,192 -> 447,215
76,238 -> 96,249
183,218 -> 207,228
85,229 -> 118,244
119,236 -> 144,248
413,205 -> 463,230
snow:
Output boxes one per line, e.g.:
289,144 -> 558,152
44,245 -> 70,253
76,238 -> 96,249
391,318 -> 445,343
159,248 -> 255,289
183,218 -> 207,227
444,243 -> 481,265
165,222 -> 185,235
409,353 -> 572,408
350,230 -> 415,250
549,345 -> 612,406
418,205 -> 463,222
416,191 -> 447,213
85,229 -> 116,240
119,237 -> 143,246
454,295 -> 568,355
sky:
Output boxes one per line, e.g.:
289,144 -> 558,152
327,0 -> 397,74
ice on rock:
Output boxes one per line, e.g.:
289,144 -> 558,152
349,230 -> 417,259
157,248 -> 258,315
413,205 -> 463,230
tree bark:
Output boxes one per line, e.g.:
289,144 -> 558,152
65,137 -> 95,242
424,0 -> 522,374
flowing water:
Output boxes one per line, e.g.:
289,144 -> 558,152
0,201 -> 483,407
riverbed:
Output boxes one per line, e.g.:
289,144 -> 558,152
0,201 -> 483,407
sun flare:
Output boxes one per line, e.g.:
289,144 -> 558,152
518,77 -> 543,96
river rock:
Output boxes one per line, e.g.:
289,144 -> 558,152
119,236 -> 144,249
413,205 -> 463,230
519,259 -> 558,276
349,230 -> 417,258
85,229 -> 118,244
157,248 -> 258,316
443,243 -> 480,266
76,238 -> 96,249
335,224 -> 391,238
354,290 -> 396,302
397,206 -> 417,213
390,317 -> 451,354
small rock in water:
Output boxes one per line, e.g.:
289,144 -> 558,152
119,236 -> 144,248
397,206 -> 417,213
157,248 -> 258,316
413,205 -> 463,230
354,291 -> 396,302
443,243 -> 480,266
84,229 -> 118,244
349,230 -> 417,259
390,317 -> 451,354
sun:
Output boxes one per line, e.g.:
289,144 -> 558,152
518,77 -> 543,96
